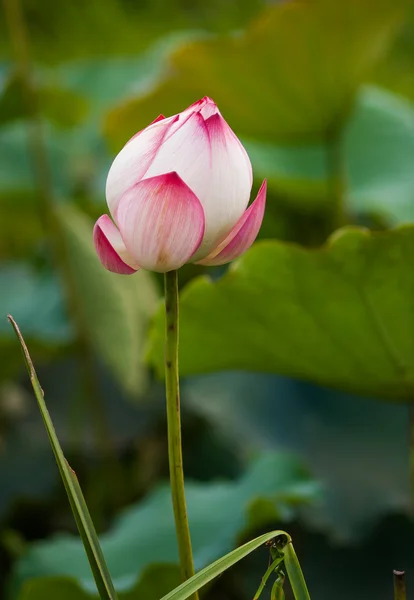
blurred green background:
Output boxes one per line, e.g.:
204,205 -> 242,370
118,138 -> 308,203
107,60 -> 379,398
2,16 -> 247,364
1,0 -> 414,598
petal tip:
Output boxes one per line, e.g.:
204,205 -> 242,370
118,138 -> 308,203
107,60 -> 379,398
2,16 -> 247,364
196,180 -> 266,267
94,215 -> 139,275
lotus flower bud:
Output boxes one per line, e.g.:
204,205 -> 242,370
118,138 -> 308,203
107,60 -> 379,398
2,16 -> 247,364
94,97 -> 266,273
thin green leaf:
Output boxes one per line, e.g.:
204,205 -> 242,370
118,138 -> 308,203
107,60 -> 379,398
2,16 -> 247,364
271,572 -> 285,600
159,531 -> 290,600
8,315 -> 118,600
282,541 -> 311,600
253,555 -> 284,600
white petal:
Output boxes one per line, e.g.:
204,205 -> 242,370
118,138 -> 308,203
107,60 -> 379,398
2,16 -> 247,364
191,113 -> 253,260
144,111 -> 252,258
105,115 -> 177,220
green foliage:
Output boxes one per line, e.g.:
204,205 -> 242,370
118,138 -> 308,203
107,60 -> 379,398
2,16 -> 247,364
104,0 -> 409,149
345,86 -> 414,224
0,72 -> 88,128
242,140 -> 330,208
243,85 -> 414,225
17,565 -> 181,600
0,0 -> 265,64
0,428 -> 58,518
18,578 -> 92,600
0,191 -> 44,260
147,226 -> 414,401
0,262 -> 69,384
15,532 -> 308,600
0,123 -> 33,193
55,204 -> 159,395
184,372 -> 412,539
373,6 -> 414,101
0,265 -> 70,342
11,453 -> 318,597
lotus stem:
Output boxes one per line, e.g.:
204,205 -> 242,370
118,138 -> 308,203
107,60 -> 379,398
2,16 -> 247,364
164,269 -> 198,600
393,570 -> 406,600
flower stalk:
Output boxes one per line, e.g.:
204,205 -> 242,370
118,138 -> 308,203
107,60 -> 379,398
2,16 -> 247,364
394,570 -> 406,600
164,269 -> 198,600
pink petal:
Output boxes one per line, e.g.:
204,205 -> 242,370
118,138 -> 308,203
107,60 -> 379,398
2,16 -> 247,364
145,109 -> 252,261
125,114 -> 166,145
93,215 -> 140,275
179,96 -> 219,121
116,172 -> 205,272
105,114 -> 178,220
199,97 -> 220,119
150,114 -> 166,124
196,180 -> 267,267
144,111 -> 211,181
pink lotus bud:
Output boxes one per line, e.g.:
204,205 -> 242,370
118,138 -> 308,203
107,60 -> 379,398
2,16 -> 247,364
94,97 -> 266,273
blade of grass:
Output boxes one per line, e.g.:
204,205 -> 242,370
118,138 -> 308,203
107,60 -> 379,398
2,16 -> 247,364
160,531 -> 292,600
8,315 -> 118,600
271,572 -> 285,600
282,540 -> 311,600
253,555 -> 284,600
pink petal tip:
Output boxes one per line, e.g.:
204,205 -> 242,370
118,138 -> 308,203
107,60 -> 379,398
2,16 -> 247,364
196,179 -> 267,267
93,215 -> 139,275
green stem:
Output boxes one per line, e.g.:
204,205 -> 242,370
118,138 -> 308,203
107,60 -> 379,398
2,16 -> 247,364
253,555 -> 284,600
410,405 -> 414,517
164,270 -> 198,600
393,570 -> 406,600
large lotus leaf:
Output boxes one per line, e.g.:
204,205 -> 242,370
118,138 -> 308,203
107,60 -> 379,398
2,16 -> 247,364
183,372 -> 411,541
345,86 -> 414,225
16,579 -> 92,600
242,139 -> 330,208
0,0 -> 264,64
243,86 -> 414,224
16,565 -> 181,600
0,190 -> 45,260
55,204 -> 159,396
104,0 -> 409,149
0,263 -> 71,384
0,427 -> 58,519
0,123 -> 33,191
373,5 -> 414,102
147,226 -> 414,401
11,453 -> 318,597
0,263 -> 71,342
0,72 -> 88,129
